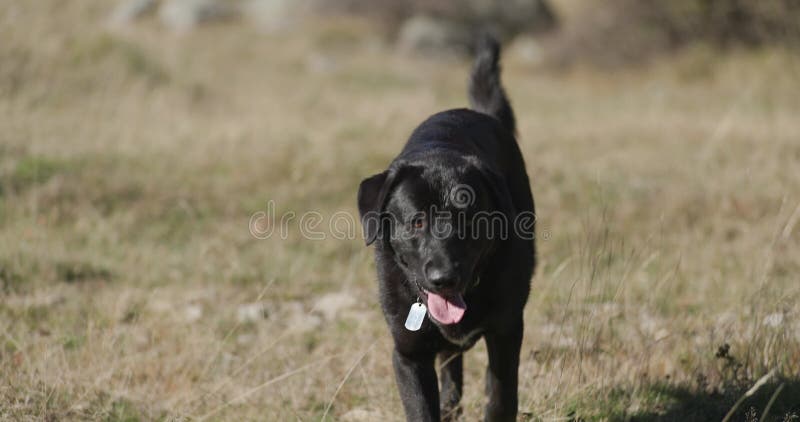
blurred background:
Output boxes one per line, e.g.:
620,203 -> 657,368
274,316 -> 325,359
2,0 -> 800,420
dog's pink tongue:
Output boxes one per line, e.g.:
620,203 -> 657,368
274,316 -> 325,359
425,291 -> 466,324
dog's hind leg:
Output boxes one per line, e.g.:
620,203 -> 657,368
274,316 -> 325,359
483,316 -> 523,422
438,350 -> 463,421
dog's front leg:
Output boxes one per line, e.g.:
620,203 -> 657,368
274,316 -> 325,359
393,348 -> 440,422
483,317 -> 523,422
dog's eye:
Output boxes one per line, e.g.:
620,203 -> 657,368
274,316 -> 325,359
410,215 -> 425,230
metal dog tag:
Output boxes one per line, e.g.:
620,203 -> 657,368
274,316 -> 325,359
404,302 -> 427,331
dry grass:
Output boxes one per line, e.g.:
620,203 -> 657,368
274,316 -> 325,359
2,1 -> 800,421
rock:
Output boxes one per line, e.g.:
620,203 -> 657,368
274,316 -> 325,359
313,292 -> 356,321
288,314 -> 322,333
763,312 -> 784,328
283,301 -> 322,333
316,0 -> 556,32
468,0 -> 557,35
109,0 -> 159,26
159,0 -> 237,32
508,34 -> 545,64
240,0 -> 309,33
287,312 -> 322,333
184,304 -> 203,322
237,302 -> 268,323
638,310 -> 661,335
654,328 -> 670,342
397,15 -> 471,55
341,407 -> 384,422
236,333 -> 256,345
315,0 -> 558,54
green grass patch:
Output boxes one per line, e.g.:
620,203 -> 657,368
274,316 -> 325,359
627,379 -> 800,422
0,156 -> 71,196
559,378 -> 800,421
103,398 -> 143,422
56,260 -> 113,284
62,334 -> 85,351
0,261 -> 25,293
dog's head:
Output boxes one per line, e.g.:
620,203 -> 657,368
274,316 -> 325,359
358,155 -> 515,324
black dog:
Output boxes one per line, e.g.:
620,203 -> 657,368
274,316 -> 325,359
357,36 -> 536,422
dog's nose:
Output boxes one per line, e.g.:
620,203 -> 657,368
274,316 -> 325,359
423,260 -> 457,290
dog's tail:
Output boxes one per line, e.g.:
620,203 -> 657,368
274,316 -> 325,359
469,34 -> 516,135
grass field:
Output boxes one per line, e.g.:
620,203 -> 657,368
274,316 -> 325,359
2,2 -> 800,421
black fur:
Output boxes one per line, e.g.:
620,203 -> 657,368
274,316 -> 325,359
358,35 -> 536,422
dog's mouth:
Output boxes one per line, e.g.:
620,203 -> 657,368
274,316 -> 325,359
421,290 -> 466,325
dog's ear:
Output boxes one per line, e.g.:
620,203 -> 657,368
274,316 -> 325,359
358,171 -> 391,246
358,165 -> 415,246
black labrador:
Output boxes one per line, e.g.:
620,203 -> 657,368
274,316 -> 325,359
357,35 -> 536,422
